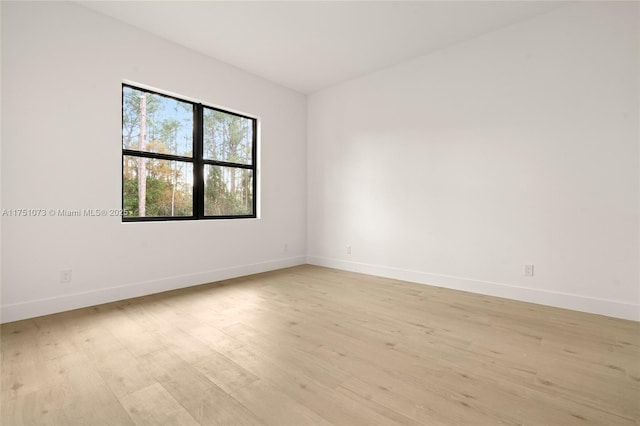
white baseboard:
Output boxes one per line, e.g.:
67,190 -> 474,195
306,256 -> 640,322
0,256 -> 306,323
4,255 -> 637,323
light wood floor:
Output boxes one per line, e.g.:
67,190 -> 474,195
1,265 -> 639,425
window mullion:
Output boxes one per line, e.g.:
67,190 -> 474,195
193,104 -> 204,219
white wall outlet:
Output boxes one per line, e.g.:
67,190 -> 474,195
346,245 -> 352,255
283,243 -> 289,253
60,269 -> 72,283
523,264 -> 534,277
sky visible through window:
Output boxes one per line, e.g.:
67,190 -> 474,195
122,86 -> 193,157
122,85 -> 256,219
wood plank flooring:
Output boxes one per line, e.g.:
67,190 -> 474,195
1,265 -> 638,425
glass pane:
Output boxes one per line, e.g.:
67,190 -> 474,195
204,165 -> 253,216
122,87 -> 193,157
123,156 -> 193,217
203,107 -> 253,165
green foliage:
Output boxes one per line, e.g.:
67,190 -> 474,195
123,172 -> 139,216
122,87 -> 160,150
123,156 -> 192,217
123,87 -> 253,217
203,109 -> 252,164
203,109 -> 253,215
204,166 -> 252,216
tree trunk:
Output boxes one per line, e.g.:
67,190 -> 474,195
171,165 -> 177,216
138,93 -> 147,216
230,168 -> 236,194
170,128 -> 177,216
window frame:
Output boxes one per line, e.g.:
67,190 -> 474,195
121,83 -> 258,222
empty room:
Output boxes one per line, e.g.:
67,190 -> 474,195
1,1 -> 638,425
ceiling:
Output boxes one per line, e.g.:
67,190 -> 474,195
77,1 -> 567,94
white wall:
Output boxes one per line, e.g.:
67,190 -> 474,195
1,2 -> 307,322
307,2 -> 640,321
2,2 -> 638,324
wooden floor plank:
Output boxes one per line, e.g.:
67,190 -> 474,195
1,265 -> 638,425
119,382 -> 199,426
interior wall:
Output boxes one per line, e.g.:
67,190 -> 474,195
1,2 -> 307,322
2,2 -> 638,324
307,2 -> 640,320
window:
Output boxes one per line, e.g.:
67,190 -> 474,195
122,84 -> 257,221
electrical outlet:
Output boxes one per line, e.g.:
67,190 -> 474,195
60,269 -> 72,283
523,264 -> 534,277
346,245 -> 352,255
283,243 -> 289,253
